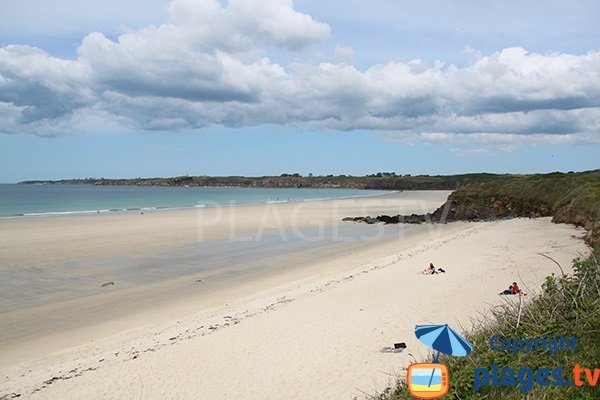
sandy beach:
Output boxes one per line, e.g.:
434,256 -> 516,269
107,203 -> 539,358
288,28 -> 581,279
0,191 -> 590,399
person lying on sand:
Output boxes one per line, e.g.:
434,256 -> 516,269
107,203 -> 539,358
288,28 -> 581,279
423,263 -> 436,275
422,263 -> 446,275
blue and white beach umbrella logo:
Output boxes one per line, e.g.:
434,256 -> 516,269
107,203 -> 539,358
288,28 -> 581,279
407,324 -> 473,399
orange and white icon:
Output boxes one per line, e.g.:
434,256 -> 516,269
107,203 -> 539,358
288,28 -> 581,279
407,362 -> 449,399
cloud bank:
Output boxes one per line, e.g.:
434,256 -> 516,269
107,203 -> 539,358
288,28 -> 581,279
0,0 -> 599,145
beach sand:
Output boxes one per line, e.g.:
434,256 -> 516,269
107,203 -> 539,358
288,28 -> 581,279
0,191 -> 590,399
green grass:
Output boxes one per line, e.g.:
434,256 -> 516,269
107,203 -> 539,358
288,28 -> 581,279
452,170 -> 600,213
373,170 -> 600,399
377,246 -> 600,400
448,170 -> 600,246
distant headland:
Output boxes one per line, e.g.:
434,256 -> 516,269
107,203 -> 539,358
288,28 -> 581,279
19,172 -> 516,190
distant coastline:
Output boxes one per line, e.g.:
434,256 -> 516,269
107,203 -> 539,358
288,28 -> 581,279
19,172 -> 516,190
16,170 -> 599,246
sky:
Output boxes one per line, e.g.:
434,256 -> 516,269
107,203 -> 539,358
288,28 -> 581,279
0,0 -> 599,182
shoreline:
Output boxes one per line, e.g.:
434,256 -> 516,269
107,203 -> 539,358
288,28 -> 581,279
0,190 -> 449,268
0,186 -> 397,220
0,191 -> 591,399
0,191 -> 450,360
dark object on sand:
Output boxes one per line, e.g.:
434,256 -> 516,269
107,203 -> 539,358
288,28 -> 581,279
100,281 -> 115,288
380,342 -> 407,353
423,263 -> 446,275
343,214 -> 428,224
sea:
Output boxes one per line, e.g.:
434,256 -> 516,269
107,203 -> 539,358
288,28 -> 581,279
0,184 -> 391,218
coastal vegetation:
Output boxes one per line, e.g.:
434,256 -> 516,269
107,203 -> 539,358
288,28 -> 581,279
343,170 -> 599,247
373,170 -> 600,399
378,245 -> 600,400
442,169 -> 600,246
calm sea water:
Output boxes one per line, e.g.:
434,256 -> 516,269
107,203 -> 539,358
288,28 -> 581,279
0,184 -> 391,217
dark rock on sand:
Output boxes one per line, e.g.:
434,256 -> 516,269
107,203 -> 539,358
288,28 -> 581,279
344,194 -> 555,226
343,214 -> 428,225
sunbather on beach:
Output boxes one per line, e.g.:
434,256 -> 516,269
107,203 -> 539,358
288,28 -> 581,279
423,263 -> 436,275
500,282 -> 526,295
422,263 -> 446,274
511,281 -> 521,294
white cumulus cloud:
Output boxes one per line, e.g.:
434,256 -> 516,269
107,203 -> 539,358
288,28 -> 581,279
0,0 -> 599,147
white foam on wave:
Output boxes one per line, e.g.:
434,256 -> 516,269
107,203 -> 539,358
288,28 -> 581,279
21,209 -> 112,217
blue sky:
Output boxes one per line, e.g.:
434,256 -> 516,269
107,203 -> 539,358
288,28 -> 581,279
0,0 -> 599,182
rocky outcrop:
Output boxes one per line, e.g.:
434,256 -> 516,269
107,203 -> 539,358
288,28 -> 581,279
344,192 -> 598,247
343,214 -> 429,224
430,194 -> 553,222
344,195 -> 554,227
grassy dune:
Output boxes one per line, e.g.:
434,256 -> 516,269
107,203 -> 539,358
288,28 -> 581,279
445,170 -> 599,246
380,246 -> 600,399
377,170 -> 600,399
